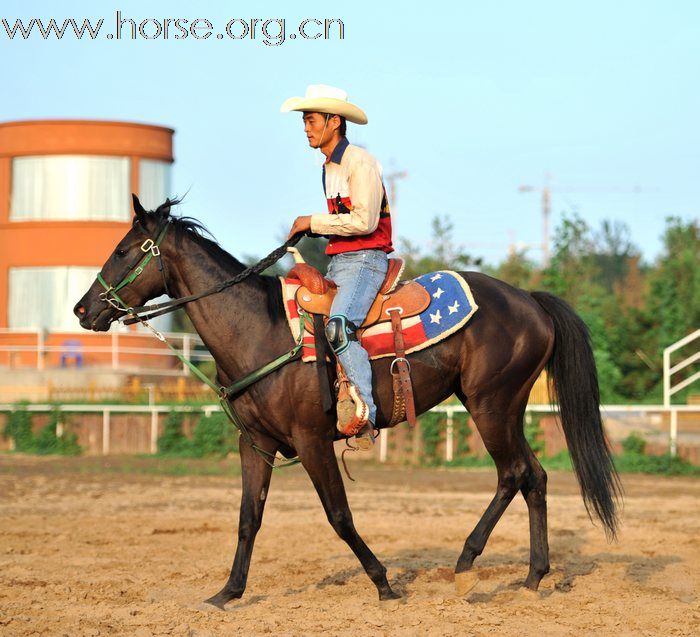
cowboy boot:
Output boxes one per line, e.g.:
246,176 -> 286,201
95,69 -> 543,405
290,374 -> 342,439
336,382 -> 368,434
335,366 -> 375,445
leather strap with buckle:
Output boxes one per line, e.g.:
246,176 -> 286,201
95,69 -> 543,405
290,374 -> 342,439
388,309 -> 417,427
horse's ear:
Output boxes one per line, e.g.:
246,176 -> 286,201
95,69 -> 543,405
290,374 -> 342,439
157,198 -> 173,220
132,193 -> 147,220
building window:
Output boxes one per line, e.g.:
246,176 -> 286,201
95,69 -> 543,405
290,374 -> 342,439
9,266 -> 100,330
8,267 -> 173,333
10,155 -> 130,221
139,159 -> 172,211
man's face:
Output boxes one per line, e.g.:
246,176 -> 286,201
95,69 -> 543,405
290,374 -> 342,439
303,111 -> 338,148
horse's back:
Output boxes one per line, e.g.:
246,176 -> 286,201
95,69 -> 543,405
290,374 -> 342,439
454,271 -> 554,394
457,270 -> 553,338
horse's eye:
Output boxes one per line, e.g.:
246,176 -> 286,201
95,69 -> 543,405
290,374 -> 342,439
115,247 -> 127,257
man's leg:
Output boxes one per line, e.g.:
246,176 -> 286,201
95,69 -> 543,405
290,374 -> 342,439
326,250 -> 388,430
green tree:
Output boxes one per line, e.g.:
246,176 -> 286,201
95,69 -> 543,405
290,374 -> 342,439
646,217 -> 700,348
541,214 -> 601,306
540,214 -> 623,401
593,220 -> 639,294
399,215 -> 482,278
490,248 -> 536,289
265,230 -> 330,276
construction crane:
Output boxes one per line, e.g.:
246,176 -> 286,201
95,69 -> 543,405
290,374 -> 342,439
385,167 -> 408,237
518,175 -> 553,267
519,176 -> 643,267
386,168 -> 408,212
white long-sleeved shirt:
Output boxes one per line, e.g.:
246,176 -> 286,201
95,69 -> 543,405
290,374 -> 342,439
309,137 -> 394,255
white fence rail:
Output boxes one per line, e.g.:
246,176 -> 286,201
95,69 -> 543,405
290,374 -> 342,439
0,327 -> 213,374
0,403 -> 222,454
662,329 -> 700,454
1,402 -> 698,459
663,328 -> 700,408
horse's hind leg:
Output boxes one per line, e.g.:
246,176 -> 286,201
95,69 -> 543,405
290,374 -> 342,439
295,435 -> 399,600
454,408 -> 530,582
521,446 -> 549,590
205,435 -> 278,609
454,402 -> 550,591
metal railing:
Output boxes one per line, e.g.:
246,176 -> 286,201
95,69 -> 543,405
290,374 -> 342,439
663,329 -> 700,456
0,327 -> 213,374
664,329 -> 700,407
1,402 -> 698,459
0,403 -> 222,455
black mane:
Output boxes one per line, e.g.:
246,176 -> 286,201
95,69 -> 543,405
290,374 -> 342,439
140,199 -> 286,323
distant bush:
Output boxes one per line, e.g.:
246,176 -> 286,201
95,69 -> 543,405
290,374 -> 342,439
621,432 -> 647,455
437,430 -> 699,476
615,432 -> 700,476
419,412 -> 442,465
2,407 -> 81,456
614,452 -> 699,475
190,412 -> 238,458
3,406 -> 34,452
156,411 -> 238,458
157,412 -> 190,455
525,415 -> 544,456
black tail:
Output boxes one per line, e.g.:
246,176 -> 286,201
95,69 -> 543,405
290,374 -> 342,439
531,291 -> 622,539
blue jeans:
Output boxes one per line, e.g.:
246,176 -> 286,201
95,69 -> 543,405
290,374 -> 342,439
327,249 -> 389,425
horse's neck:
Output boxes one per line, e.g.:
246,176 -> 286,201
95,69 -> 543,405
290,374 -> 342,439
167,241 -> 279,383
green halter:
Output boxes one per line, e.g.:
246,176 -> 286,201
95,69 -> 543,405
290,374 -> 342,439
97,222 -> 171,311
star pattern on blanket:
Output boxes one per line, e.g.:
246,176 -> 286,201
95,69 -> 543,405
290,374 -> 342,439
415,271 -> 475,340
282,270 -> 478,363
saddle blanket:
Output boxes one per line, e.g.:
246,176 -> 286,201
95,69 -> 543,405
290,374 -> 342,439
280,270 -> 479,362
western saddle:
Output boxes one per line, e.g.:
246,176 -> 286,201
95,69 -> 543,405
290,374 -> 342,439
287,256 -> 427,427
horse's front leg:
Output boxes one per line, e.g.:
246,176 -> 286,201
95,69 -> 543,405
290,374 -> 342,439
204,434 -> 278,609
296,434 -> 399,600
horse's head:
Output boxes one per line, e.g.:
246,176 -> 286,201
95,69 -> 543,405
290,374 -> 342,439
74,194 -> 175,331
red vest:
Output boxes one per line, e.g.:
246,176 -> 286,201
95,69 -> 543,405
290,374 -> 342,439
321,138 -> 394,256
325,191 -> 394,255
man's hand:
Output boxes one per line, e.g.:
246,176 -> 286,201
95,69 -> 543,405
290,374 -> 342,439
287,215 -> 312,240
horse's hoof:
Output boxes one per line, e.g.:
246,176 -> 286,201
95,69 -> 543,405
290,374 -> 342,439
203,596 -> 227,610
379,588 -> 401,601
203,590 -> 238,610
523,577 -> 542,592
454,570 -> 479,596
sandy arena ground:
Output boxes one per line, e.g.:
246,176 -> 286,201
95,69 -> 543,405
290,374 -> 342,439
1,455 -> 699,636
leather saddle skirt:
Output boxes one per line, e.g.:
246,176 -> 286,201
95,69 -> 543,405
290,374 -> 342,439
287,258 -> 431,329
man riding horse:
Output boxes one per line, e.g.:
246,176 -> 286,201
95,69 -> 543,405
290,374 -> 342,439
283,84 -> 394,448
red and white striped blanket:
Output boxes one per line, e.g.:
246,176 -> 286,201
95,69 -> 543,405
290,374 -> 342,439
279,270 -> 479,362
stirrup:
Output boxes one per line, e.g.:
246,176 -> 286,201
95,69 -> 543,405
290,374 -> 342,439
354,424 -> 377,451
336,384 -> 370,436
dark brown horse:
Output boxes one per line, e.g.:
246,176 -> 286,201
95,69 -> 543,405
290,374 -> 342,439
74,197 -> 621,607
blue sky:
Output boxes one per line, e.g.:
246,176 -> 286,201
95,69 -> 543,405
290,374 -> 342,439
2,0 -> 698,265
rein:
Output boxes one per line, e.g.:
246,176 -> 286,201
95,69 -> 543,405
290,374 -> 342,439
121,229 -> 304,325
96,221 -> 308,469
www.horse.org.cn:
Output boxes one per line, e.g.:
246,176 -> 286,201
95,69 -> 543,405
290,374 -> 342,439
1,13 -> 345,46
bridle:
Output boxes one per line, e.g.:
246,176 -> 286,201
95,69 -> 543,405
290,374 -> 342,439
97,221 -> 171,314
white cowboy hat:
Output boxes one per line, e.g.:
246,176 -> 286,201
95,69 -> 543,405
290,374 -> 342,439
280,84 -> 368,125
